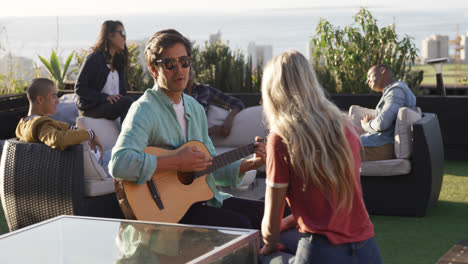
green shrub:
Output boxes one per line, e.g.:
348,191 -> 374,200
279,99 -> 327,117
74,48 -> 88,70
0,26 -> 28,94
73,41 -> 262,93
38,50 -> 76,90
192,40 -> 262,93
0,72 -> 27,95
126,42 -> 154,91
0,55 -> 28,95
311,8 -> 423,94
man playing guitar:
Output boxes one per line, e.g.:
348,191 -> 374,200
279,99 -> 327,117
109,29 -> 266,229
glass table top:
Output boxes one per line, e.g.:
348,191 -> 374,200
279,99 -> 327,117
0,215 -> 259,264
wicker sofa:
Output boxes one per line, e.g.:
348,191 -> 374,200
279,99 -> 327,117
350,106 -> 445,217
0,139 -> 123,231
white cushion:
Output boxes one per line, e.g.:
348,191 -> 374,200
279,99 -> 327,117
82,142 -> 109,182
76,116 -> 120,151
361,159 -> 412,176
394,107 -> 422,159
208,105 -> 268,148
348,105 -> 376,135
78,120 -> 117,197
84,178 -> 115,197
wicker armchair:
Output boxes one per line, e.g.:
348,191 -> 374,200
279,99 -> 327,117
360,113 -> 445,216
0,139 -> 123,231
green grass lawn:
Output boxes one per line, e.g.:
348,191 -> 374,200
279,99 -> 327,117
371,160 -> 468,264
0,203 -> 6,233
0,161 -> 466,263
413,64 -> 468,86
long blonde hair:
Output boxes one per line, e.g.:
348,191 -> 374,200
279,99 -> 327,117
262,50 -> 358,212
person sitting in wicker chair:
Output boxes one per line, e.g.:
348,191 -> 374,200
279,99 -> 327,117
16,78 -> 105,158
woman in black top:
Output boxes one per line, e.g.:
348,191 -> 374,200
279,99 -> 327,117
75,20 -> 133,122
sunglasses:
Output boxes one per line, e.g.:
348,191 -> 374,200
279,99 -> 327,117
114,30 -> 126,38
156,56 -> 192,71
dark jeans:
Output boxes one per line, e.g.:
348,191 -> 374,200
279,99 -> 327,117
179,197 -> 264,229
262,232 -> 382,264
79,95 -> 133,122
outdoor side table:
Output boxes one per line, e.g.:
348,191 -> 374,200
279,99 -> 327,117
0,215 -> 260,263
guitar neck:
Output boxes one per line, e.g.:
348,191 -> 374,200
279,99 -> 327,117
193,143 -> 256,178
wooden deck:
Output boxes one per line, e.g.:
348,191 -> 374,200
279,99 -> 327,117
437,239 -> 468,264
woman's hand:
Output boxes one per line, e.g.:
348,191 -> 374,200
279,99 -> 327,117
259,244 -> 275,255
106,94 -> 122,104
259,243 -> 286,256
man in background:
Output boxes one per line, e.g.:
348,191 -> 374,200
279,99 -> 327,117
184,68 -> 245,137
16,78 -> 104,157
360,64 -> 416,161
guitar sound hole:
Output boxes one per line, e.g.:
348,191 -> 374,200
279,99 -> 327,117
178,172 -> 195,185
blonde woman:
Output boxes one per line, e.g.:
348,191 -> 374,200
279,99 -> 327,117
259,50 -> 382,263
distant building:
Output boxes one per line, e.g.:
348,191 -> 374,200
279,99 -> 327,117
209,31 -> 221,45
461,32 -> 468,63
247,42 -> 273,68
422,35 -> 449,63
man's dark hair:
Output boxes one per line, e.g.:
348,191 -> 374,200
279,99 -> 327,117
144,29 -> 192,72
27,78 -> 55,102
91,20 -> 128,73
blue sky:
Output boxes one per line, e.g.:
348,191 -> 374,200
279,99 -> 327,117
2,0 -> 468,17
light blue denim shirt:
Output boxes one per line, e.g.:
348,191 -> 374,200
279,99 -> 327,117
108,84 -> 243,207
361,81 -> 416,147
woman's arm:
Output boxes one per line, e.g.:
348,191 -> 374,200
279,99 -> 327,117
260,185 -> 288,255
260,133 -> 291,255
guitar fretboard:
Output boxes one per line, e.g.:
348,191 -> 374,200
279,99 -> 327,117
192,143 -> 256,178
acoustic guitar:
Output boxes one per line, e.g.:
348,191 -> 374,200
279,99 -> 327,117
114,140 -> 259,223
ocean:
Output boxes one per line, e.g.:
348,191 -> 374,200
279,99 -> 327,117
1,7 -> 468,63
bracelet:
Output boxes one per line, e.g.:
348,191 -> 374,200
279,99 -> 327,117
86,129 -> 95,142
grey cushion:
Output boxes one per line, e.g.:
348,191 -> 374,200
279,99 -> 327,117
361,159 -> 411,176
76,117 -> 120,197
84,178 -> 115,197
394,107 -> 422,159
